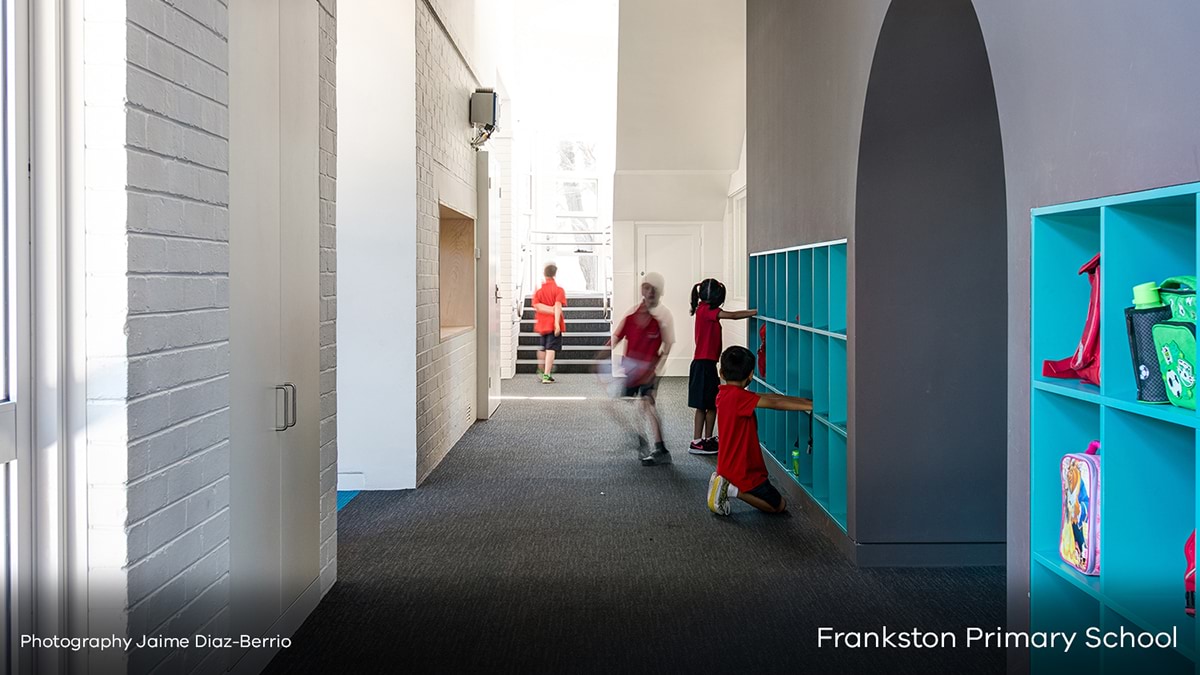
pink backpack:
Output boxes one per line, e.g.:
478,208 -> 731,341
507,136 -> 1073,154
1060,441 -> 1100,575
1186,531 -> 1195,616
1043,254 -> 1102,386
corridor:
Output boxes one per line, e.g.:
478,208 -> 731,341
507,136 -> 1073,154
266,376 -> 1005,674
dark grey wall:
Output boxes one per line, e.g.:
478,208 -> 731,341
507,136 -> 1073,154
748,0 -> 1200,636
854,0 -> 1007,545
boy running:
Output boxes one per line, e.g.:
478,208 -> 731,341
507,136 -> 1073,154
610,272 -> 675,465
532,263 -> 567,383
706,345 -> 812,515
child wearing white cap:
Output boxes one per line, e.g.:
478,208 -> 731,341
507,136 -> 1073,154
609,272 -> 675,464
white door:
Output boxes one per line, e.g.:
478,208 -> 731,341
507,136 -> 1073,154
477,152 -> 501,417
637,224 -> 702,376
278,0 -> 321,610
229,0 -> 283,647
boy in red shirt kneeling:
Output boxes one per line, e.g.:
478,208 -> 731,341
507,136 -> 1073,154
706,345 -> 812,515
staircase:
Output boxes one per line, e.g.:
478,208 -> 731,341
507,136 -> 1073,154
517,294 -> 612,374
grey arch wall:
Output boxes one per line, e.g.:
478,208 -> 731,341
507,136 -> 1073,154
853,0 -> 1007,546
750,0 -> 1200,641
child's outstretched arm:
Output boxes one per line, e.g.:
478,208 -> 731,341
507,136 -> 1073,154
718,308 -> 757,320
756,393 -> 813,411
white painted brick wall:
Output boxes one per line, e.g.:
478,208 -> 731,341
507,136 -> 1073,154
121,2 -> 232,673
415,0 -> 478,483
317,0 -> 339,597
84,2 -> 335,670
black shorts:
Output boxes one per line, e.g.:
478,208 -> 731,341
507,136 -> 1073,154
539,332 -> 562,352
688,359 -> 719,410
622,378 -> 658,399
745,480 -> 784,511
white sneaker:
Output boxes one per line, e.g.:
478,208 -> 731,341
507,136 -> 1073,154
706,472 -> 731,516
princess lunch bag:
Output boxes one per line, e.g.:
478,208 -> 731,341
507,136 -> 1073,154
1059,441 -> 1100,576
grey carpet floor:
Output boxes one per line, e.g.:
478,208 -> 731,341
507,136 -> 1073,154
265,375 -> 1005,674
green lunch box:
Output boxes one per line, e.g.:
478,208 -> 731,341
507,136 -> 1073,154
1159,276 -> 1198,321
1154,321 -> 1198,409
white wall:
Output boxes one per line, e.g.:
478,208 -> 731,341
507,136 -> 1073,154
612,0 -> 745,373
724,136 -> 749,349
338,0 -> 419,489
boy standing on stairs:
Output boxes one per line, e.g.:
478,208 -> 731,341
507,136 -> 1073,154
533,263 -> 567,383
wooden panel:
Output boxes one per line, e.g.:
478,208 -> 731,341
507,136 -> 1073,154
439,209 -> 475,336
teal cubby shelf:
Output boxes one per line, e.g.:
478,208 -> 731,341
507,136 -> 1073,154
749,240 -> 848,532
1030,182 -> 1200,673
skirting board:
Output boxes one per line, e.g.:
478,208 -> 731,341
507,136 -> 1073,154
337,471 -> 365,492
763,457 -> 1004,568
228,575 -> 322,675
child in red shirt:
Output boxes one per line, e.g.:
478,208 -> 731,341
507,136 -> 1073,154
706,345 -> 812,516
532,263 -> 567,383
688,278 -> 756,455
609,272 -> 675,465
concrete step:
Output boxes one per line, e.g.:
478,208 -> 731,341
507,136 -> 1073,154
519,333 -> 610,347
521,320 -> 611,333
524,295 -> 607,309
521,307 -> 609,320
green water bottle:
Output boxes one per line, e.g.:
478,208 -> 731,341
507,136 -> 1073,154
792,449 -> 800,476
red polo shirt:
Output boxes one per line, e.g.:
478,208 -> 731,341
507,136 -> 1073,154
532,279 -> 567,335
715,384 -> 768,491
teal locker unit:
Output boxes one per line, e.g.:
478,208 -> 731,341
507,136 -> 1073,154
749,240 -> 848,532
1030,182 -> 1200,673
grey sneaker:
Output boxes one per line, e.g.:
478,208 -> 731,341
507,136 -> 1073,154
641,448 -> 671,466
632,434 -> 651,460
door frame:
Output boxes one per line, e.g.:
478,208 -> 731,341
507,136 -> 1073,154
476,151 -> 500,418
633,222 -> 705,377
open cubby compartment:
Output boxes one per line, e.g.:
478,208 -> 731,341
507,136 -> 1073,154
757,253 -> 768,311
1030,562 -> 1102,674
748,317 -> 761,358
1030,390 -> 1100,561
785,250 -> 800,324
826,429 -> 847,529
783,409 -> 804,479
1100,606 -> 1195,675
762,255 -> 775,320
812,335 -> 830,418
767,322 -> 786,391
828,242 -> 847,335
773,252 -> 787,322
813,246 -> 830,329
811,417 -> 830,501
1101,408 -> 1196,661
772,408 -> 792,466
790,410 -> 814,486
791,329 -> 814,399
1031,206 -> 1101,394
828,338 -> 847,428
798,248 -> 814,326
1101,192 -> 1198,404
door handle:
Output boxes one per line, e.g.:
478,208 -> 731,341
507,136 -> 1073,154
284,383 -> 297,429
274,385 -> 288,432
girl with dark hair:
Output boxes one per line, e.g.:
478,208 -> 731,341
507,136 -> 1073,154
687,278 -> 756,455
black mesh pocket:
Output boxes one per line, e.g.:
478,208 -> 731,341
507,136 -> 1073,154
1126,305 -> 1173,402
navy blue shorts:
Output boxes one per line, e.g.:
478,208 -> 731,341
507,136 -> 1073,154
688,359 -> 719,410
539,332 -> 562,352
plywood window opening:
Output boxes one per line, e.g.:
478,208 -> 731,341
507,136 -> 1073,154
439,204 -> 475,340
